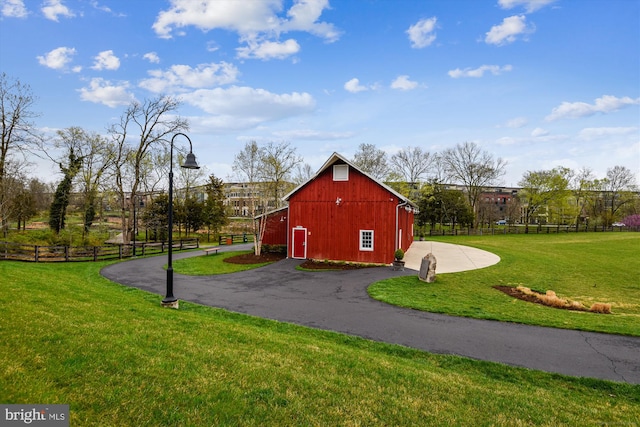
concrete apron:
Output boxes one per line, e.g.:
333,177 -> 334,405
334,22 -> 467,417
403,241 -> 500,272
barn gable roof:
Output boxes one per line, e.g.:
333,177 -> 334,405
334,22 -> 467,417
254,205 -> 288,220
283,152 -> 417,207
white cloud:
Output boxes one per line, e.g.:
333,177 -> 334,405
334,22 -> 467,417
91,50 -> 120,70
448,64 -> 513,78
406,17 -> 437,48
89,1 -> 111,13
498,0 -> 558,13
2,0 -> 28,17
578,127 -> 638,141
139,62 -> 239,93
545,95 -> 640,121
143,52 -> 160,64
283,0 -> 341,42
485,15 -> 533,45
153,0 -> 280,37
272,129 -> 355,140
236,38 -> 300,60
36,46 -> 77,71
181,86 -> 316,130
495,131 -> 565,146
390,75 -> 419,91
78,78 -> 135,107
495,136 -> 519,146
344,78 -> 369,93
500,117 -> 528,128
531,127 -> 549,137
152,0 -> 339,60
41,0 -> 74,21
89,1 -> 125,17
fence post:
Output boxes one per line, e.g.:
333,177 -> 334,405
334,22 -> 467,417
35,245 -> 39,262
65,246 -> 69,262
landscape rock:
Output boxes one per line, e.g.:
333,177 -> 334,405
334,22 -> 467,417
419,253 -> 437,283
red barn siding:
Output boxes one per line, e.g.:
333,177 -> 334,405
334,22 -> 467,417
260,209 -> 288,246
287,163 -> 414,264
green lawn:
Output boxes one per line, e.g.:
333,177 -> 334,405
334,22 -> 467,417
172,250 -> 273,275
1,260 -> 638,425
369,233 -> 640,336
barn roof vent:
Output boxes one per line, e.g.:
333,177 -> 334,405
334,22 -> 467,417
333,164 -> 349,181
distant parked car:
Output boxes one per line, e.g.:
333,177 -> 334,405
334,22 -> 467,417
496,220 -> 507,225
612,222 -> 626,227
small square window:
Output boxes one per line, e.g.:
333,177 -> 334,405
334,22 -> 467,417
333,164 -> 349,181
360,230 -> 374,251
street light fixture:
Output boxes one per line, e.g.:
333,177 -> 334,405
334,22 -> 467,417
162,132 -> 200,309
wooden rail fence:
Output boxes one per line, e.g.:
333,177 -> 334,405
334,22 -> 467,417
426,225 -> 638,236
0,239 -> 199,262
218,233 -> 249,245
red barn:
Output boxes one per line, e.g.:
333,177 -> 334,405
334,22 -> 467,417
259,153 -> 416,264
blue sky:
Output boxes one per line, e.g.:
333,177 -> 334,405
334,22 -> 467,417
1,0 -> 638,187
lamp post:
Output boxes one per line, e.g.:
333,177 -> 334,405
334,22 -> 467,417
162,132 -> 200,309
132,195 -> 144,258
132,195 -> 137,258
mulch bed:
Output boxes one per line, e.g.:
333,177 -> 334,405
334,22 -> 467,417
223,252 -> 286,264
493,285 -> 588,312
223,252 -> 378,270
494,285 -> 541,304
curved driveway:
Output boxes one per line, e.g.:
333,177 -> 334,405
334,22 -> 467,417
101,243 -> 640,384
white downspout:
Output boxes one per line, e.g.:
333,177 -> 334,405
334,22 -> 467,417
395,199 -> 409,250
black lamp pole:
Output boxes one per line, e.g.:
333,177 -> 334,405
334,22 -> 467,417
162,132 -> 200,308
132,195 -> 144,257
133,195 -> 138,258
132,195 -> 137,258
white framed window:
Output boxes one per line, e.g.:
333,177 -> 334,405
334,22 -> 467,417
360,230 -> 374,251
333,164 -> 349,181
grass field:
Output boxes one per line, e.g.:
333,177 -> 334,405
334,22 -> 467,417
1,235 -> 639,425
369,233 -> 640,336
172,250 -> 271,275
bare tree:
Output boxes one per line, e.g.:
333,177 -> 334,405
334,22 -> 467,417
233,141 -> 261,187
234,140 -> 300,255
108,96 -> 188,243
429,154 -> 449,184
233,141 -> 264,255
440,142 -> 506,227
0,160 -> 30,235
0,73 -> 40,230
51,127 -> 114,233
292,163 -> 314,185
390,146 -> 433,185
259,141 -> 301,209
352,143 -> 389,180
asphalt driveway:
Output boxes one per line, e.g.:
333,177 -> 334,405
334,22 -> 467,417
100,243 -> 640,384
